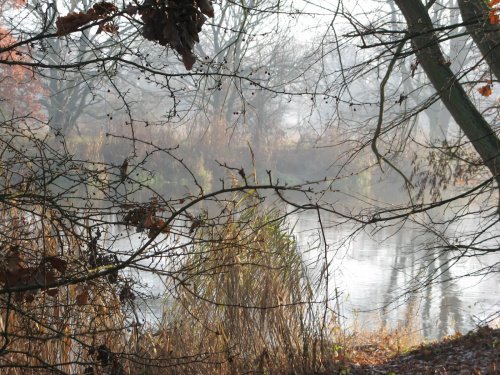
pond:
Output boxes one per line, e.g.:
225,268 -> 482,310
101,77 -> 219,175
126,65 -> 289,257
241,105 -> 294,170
107,210 -> 500,340
294,211 -> 500,339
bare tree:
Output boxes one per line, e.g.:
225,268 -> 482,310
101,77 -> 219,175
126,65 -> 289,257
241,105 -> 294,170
1,0 -> 500,373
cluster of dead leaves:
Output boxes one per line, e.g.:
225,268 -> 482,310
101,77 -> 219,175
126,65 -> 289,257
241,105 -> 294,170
56,0 -> 215,70
139,0 -> 214,69
122,204 -> 170,239
345,327 -> 500,375
56,1 -> 119,36
0,245 -> 67,302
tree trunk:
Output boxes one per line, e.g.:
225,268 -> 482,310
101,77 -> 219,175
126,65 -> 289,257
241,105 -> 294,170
394,0 -> 500,188
458,0 -> 500,81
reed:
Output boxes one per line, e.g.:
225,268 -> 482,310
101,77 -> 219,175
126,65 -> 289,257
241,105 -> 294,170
121,193 -> 338,374
0,195 -> 423,374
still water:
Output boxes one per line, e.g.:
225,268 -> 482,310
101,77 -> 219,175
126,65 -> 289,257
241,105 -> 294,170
109,210 -> 500,340
294,211 -> 500,339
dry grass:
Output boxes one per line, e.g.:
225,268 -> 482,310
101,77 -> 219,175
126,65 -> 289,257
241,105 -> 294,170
125,195 -> 425,375
126,202 -> 337,374
0,197 -> 428,375
0,203 -> 130,374
0,174 -> 422,374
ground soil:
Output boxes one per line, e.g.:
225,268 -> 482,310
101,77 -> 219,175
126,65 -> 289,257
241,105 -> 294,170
334,326 -> 500,374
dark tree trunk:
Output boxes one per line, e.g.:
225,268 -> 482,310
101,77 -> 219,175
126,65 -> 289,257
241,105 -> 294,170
394,0 -> 500,188
458,0 -> 500,81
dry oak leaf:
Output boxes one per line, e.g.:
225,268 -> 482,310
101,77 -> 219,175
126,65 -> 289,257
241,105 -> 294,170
478,85 -> 492,97
56,1 -> 119,36
42,256 -> 68,275
76,289 -> 90,305
97,22 -> 119,34
0,246 -> 25,286
56,11 -> 96,36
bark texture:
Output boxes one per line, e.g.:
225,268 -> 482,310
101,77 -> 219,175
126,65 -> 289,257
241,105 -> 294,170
458,0 -> 500,81
394,0 -> 500,186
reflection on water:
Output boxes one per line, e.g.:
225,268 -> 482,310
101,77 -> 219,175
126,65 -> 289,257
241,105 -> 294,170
102,225 -> 172,325
294,211 -> 500,339
106,211 -> 500,339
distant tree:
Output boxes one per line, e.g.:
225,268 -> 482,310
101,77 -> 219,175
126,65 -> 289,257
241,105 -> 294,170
0,0 -> 44,118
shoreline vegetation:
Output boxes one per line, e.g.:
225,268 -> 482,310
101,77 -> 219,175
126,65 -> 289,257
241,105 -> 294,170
0,173 -> 494,374
64,121 -> 400,204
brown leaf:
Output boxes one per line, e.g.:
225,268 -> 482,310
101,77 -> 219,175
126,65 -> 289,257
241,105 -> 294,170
478,85 -> 492,97
123,5 -> 139,16
42,256 -> 67,275
90,344 -> 111,366
197,0 -> 214,18
92,1 -> 119,15
189,220 -> 200,234
120,158 -> 128,182
56,1 -> 118,36
76,290 -> 89,305
24,292 -> 35,303
97,22 -> 119,34
56,11 -> 96,36
410,60 -> 419,78
45,288 -> 59,297
163,18 -> 180,47
119,286 -> 135,302
147,218 -> 170,238
196,12 -> 207,32
0,247 -> 24,285
25,265 -> 56,289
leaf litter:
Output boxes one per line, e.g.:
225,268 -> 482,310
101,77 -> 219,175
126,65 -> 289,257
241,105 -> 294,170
329,326 -> 500,375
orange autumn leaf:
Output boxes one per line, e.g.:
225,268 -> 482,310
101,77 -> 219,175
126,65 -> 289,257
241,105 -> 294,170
491,0 -> 500,7
478,85 -> 492,97
489,11 -> 500,25
0,30 -> 45,117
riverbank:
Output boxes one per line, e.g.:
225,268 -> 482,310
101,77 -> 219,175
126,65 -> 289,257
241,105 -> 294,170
332,326 -> 499,374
